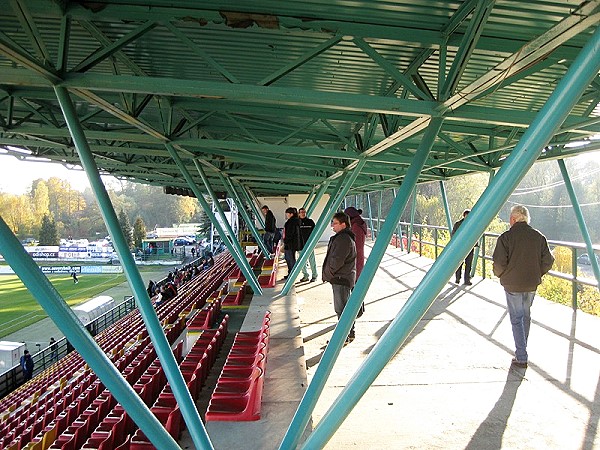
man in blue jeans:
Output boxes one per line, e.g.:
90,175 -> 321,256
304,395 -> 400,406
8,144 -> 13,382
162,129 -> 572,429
493,205 -> 554,367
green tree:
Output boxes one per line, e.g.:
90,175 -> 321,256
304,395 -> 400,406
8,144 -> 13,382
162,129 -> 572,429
132,216 -> 146,249
118,209 -> 134,249
39,214 -> 58,245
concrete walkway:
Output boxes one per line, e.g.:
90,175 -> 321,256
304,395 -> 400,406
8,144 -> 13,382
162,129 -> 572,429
294,243 -> 600,449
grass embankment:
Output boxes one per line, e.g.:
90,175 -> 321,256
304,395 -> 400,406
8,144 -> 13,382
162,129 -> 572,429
0,272 -> 128,338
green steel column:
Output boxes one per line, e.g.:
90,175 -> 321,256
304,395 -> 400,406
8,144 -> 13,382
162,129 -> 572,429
238,183 -> 266,230
302,186 -> 316,210
0,217 -> 181,450
378,190 -> 383,235
408,187 -> 417,252
306,181 -> 330,217
165,146 -> 262,295
393,189 -> 402,250
439,180 -> 452,231
366,192 -> 375,240
470,171 -> 494,279
194,162 -> 245,259
221,174 -> 272,256
280,163 -> 365,296
281,119 -> 443,450
302,25 -> 600,449
558,159 -> 600,290
53,87 -> 209,450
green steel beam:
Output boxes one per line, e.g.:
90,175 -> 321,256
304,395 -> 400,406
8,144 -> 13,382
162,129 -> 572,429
237,182 -> 266,230
9,0 -> 51,63
220,173 -> 272,256
166,144 -> 262,295
440,0 -> 496,99
259,35 -> 343,86
301,24 -> 600,448
0,217 -> 181,450
192,164 -> 264,296
558,159 -> 600,290
439,180 -> 452,231
54,86 -> 210,450
71,21 -> 157,73
408,187 -> 417,252
289,118 -> 444,450
306,181 -> 330,217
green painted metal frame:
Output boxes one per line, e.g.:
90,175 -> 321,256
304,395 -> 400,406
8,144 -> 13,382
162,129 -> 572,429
238,183 -> 266,230
166,144 -> 263,296
0,216 -> 181,450
306,181 -> 330,217
300,25 -> 600,448
439,180 -> 452,231
558,159 -> 600,291
408,187 -> 417,252
54,87 -> 210,450
221,173 -> 272,256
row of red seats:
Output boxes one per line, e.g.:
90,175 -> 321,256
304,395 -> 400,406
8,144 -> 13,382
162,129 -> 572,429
128,316 -> 230,449
258,245 -> 280,287
205,311 -> 271,421
1,253 -> 237,449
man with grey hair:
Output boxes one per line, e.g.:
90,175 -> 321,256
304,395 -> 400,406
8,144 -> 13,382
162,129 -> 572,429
493,204 -> 554,367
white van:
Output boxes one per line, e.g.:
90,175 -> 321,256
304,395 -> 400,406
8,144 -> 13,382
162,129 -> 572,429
72,296 -> 115,326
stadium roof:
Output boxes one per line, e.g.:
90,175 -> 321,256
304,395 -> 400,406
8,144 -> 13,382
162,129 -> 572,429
0,1 -> 599,196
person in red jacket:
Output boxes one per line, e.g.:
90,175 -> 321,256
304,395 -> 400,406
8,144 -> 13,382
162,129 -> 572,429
344,207 -> 367,281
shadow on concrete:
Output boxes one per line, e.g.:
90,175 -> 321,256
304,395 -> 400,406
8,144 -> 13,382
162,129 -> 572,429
465,368 -> 526,450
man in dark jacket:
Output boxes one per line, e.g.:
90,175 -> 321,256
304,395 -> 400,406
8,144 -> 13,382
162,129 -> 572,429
283,207 -> 303,279
20,350 -> 34,381
451,209 -> 476,285
298,208 -> 317,282
493,205 -> 554,367
261,205 -> 277,253
322,212 -> 357,343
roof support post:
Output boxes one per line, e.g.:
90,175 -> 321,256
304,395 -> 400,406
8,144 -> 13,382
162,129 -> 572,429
306,181 -> 330,217
301,23 -> 600,449
53,86 -> 203,450
378,190 -> 383,235
291,117 -> 443,450
558,159 -> 600,291
192,161 -> 247,261
0,217 -> 181,450
220,174 -> 272,257
392,188 -> 403,250
439,180 -> 452,231
280,160 -> 365,296
237,183 -> 266,230
408,186 -> 417,252
301,186 -> 316,210
366,192 -> 374,240
168,153 -> 262,296
470,170 -> 495,279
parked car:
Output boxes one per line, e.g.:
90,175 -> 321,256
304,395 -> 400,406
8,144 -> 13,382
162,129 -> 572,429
577,253 -> 600,265
173,237 -> 194,247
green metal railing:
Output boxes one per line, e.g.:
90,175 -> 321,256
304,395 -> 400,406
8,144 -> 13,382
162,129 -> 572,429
382,221 -> 598,310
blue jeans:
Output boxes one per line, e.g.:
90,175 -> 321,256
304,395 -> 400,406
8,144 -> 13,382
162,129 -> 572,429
301,251 -> 317,279
263,232 -> 275,252
332,284 -> 354,336
284,249 -> 296,275
505,290 -> 535,362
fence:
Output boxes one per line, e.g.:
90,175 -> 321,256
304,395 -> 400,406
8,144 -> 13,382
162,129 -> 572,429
366,219 -> 599,310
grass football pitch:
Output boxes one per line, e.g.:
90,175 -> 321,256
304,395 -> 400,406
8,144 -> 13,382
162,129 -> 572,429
0,273 -> 128,338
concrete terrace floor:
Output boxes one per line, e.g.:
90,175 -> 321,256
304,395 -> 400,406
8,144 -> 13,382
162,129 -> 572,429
291,243 -> 600,450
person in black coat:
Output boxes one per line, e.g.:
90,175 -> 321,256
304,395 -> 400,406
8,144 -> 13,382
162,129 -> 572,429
20,350 -> 34,381
283,207 -> 303,279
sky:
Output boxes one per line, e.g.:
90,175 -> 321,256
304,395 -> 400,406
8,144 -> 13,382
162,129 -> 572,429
0,146 -> 599,196
0,154 -> 117,195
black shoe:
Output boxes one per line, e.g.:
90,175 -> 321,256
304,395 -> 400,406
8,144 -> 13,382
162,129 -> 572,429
511,358 -> 527,368
463,280 -> 473,286
300,277 -> 309,282
283,275 -> 289,280
454,279 -> 460,284
310,278 -> 317,283
345,335 -> 355,344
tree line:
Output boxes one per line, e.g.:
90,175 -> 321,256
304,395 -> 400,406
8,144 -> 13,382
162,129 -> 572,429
0,177 -> 209,246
